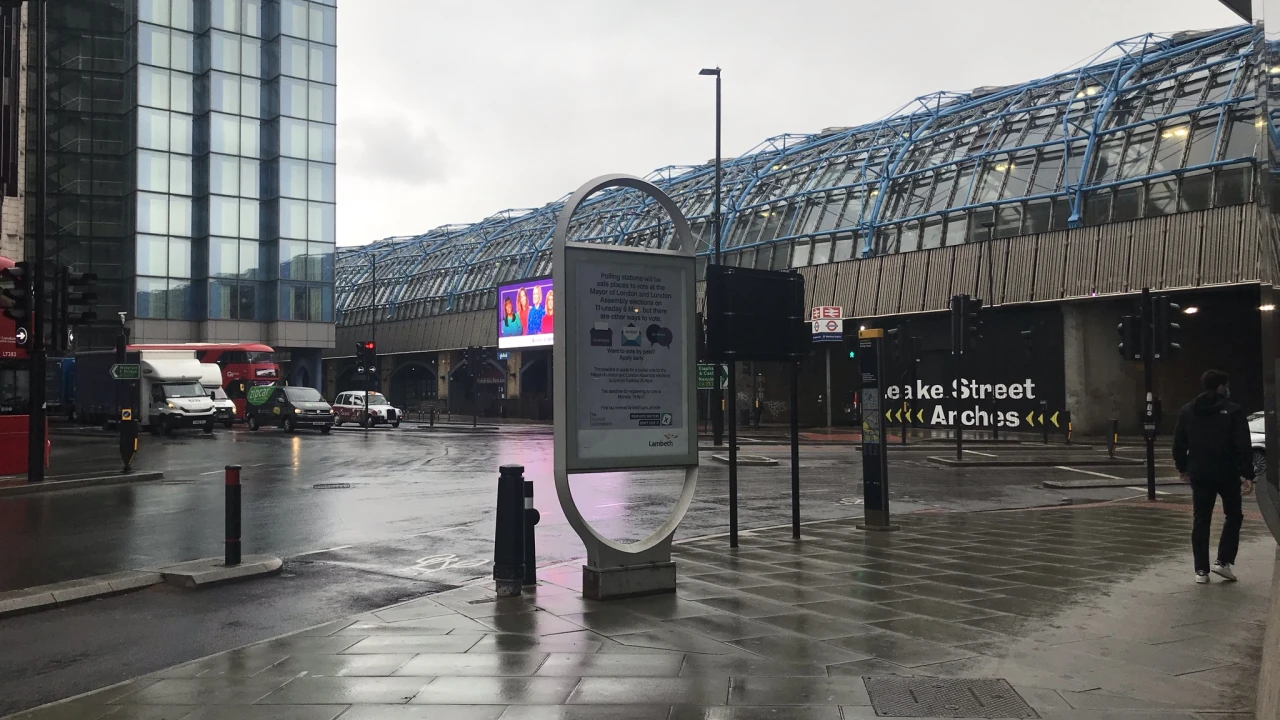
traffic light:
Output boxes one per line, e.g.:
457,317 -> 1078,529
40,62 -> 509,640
961,296 -> 983,351
1,261 -> 31,326
355,340 -> 376,376
56,266 -> 98,352
465,346 -> 486,379
1152,296 -> 1182,360
1117,315 -> 1142,360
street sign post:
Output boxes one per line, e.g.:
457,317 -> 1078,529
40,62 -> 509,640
553,173 -> 698,601
110,363 -> 140,380
811,317 -> 843,343
857,328 -> 898,532
697,363 -> 728,390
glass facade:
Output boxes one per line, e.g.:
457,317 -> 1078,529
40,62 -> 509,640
33,0 -> 335,349
336,25 -> 1260,327
262,0 -> 336,323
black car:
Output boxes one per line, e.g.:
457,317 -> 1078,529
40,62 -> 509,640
244,385 -> 334,434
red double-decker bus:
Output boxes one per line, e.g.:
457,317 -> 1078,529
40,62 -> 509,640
129,343 -> 280,420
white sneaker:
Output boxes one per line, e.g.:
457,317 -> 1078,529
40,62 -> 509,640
1196,572 -> 1210,584
1212,562 -> 1237,581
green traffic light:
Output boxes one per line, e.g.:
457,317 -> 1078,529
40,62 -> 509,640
848,351 -> 856,359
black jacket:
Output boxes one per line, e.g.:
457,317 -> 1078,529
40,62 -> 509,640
1172,391 -> 1254,481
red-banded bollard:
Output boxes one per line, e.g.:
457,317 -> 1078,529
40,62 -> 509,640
225,464 -> 241,566
493,464 -> 525,596
523,479 -> 539,585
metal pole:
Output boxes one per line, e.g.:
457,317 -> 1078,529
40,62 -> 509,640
1110,418 -> 1118,459
728,358 -> 738,548
493,464 -> 525,597
710,70 -> 724,448
1141,288 -> 1156,501
225,464 -> 242,566
790,359 -> 800,539
27,0 -> 46,482
825,345 -> 832,428
523,478 -> 539,585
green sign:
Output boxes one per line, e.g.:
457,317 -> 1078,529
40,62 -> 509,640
696,363 -> 728,391
246,385 -> 276,406
109,364 -> 140,380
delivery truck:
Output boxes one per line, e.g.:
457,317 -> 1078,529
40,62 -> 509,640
74,350 -> 217,434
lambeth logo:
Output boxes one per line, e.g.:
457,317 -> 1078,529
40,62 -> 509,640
650,432 -> 678,448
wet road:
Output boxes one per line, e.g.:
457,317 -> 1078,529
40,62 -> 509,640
0,425 -> 1188,715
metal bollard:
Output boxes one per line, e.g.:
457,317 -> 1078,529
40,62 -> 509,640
429,407 -> 435,427
493,464 -> 525,596
225,464 -> 241,566
1065,411 -> 1073,445
1109,418 -> 1118,459
523,479 -> 540,585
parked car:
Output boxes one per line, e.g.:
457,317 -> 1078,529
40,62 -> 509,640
245,385 -> 333,434
1250,411 -> 1266,477
333,391 -> 402,428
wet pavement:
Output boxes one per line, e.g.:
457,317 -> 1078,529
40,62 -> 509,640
8,500 -> 1268,719
0,427 -> 1199,715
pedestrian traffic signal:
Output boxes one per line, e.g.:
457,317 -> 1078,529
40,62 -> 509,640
1117,315 -> 1142,360
1,261 -> 31,326
355,340 -> 377,376
1152,296 -> 1182,360
56,267 -> 98,352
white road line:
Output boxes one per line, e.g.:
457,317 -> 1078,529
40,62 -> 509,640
964,450 -> 998,458
409,525 -> 467,537
596,502 -> 632,508
199,470 -> 221,475
1054,465 -> 1122,480
296,544 -> 353,556
1126,486 -> 1171,495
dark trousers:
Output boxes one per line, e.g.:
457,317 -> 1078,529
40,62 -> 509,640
1191,475 -> 1243,574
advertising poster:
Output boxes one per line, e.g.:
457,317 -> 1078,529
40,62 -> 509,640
573,258 -> 689,462
497,277 -> 555,349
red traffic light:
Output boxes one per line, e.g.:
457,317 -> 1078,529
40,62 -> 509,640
362,341 -> 375,351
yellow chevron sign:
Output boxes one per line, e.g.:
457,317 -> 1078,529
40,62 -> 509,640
1025,410 -> 1035,427
916,409 -> 924,422
1050,411 -> 1060,428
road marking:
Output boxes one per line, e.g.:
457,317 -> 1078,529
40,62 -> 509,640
296,544 -> 353,556
596,502 -> 632,508
1054,465 -> 1122,480
403,554 -> 489,575
409,525 -> 467,537
1126,486 -> 1171,495
964,450 -> 998,458
199,470 -> 221,475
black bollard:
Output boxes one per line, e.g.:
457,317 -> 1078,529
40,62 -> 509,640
225,464 -> 241,566
493,464 -> 525,596
523,479 -> 539,585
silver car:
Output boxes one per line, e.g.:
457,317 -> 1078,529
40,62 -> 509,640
1250,411 -> 1266,477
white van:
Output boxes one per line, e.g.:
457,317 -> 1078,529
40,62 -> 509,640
139,352 -> 217,435
199,363 -> 237,428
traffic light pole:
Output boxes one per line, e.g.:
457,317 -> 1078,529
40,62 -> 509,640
28,0 -> 47,483
951,296 -> 964,461
1141,288 -> 1156,501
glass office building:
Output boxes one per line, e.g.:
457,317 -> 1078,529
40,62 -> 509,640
36,0 -> 335,384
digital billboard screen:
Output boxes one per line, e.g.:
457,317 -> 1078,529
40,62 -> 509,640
497,277 -> 554,349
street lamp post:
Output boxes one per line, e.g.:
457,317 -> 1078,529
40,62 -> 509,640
699,67 -> 723,447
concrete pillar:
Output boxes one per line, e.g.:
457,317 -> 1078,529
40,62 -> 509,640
1062,301 -> 1143,435
437,351 -> 451,402
506,350 -> 521,400
378,355 -> 392,392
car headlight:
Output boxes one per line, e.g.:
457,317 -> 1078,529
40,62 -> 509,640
166,402 -> 176,409
294,408 -> 301,414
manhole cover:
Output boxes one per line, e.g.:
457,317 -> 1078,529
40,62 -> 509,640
863,677 -> 1038,718
313,483 -> 352,490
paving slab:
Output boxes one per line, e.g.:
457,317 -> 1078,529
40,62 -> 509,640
7,501 -> 1273,719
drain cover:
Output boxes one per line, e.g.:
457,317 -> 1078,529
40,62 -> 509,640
864,677 -> 1038,718
313,482 -> 352,489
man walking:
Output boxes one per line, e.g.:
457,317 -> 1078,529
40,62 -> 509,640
1173,369 -> 1255,584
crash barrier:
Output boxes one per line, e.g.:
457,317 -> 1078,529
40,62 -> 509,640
524,478 -> 539,585
493,464 -> 525,596
225,464 -> 241,566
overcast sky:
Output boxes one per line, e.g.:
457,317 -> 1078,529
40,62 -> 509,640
334,0 -> 1242,246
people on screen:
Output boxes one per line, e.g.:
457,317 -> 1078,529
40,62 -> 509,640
501,297 -> 521,336
516,287 -> 531,333
543,290 -> 555,333
528,285 -> 546,335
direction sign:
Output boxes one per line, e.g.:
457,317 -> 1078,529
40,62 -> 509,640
811,317 -> 843,343
697,363 -> 728,390
14,327 -> 26,346
110,363 -> 140,380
